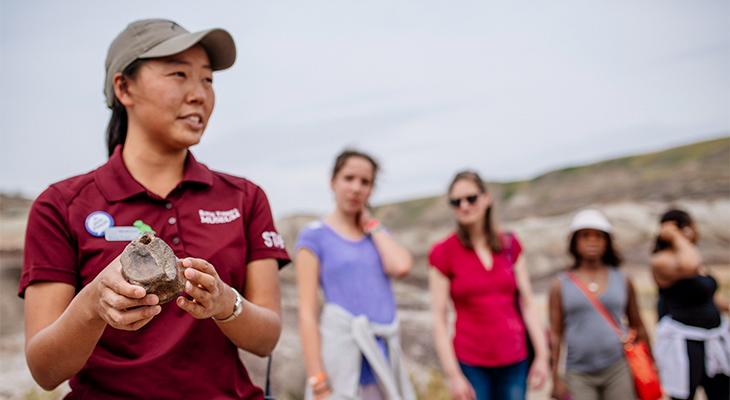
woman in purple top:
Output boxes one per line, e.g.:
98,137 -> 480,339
295,149 -> 413,399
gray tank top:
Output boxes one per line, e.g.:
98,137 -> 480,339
559,268 -> 627,373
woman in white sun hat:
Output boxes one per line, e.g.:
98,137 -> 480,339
548,209 -> 650,400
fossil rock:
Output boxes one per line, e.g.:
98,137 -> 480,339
120,233 -> 184,304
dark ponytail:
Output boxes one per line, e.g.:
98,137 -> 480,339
105,60 -> 144,157
106,102 -> 128,156
448,170 -> 502,253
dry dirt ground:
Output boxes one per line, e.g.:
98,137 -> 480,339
1,266 -> 728,400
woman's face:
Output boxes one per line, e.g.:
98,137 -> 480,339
330,156 -> 375,215
449,179 -> 490,226
120,45 -> 214,150
575,229 -> 607,261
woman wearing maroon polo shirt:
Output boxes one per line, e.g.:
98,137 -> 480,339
19,19 -> 289,399
428,170 -> 549,400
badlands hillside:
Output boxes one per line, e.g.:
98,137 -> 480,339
0,136 -> 728,399
278,136 -> 730,284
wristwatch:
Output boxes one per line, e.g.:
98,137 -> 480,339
212,286 -> 243,323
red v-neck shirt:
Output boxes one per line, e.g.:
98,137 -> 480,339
19,146 -> 290,399
429,233 -> 527,367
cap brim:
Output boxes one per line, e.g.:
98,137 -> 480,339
138,28 -> 236,71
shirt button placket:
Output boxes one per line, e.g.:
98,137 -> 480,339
165,203 -> 182,250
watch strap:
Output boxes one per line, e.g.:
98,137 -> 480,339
212,286 -> 243,323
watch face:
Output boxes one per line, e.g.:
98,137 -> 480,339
232,288 -> 243,317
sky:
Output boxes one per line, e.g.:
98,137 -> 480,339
1,1 -> 728,217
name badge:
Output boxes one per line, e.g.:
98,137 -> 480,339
85,211 -> 114,237
105,227 -> 142,242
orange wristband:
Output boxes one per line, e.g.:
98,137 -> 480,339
364,219 -> 382,234
307,371 -> 327,387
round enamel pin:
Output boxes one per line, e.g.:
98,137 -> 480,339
85,211 -> 114,237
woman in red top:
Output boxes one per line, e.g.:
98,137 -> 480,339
19,19 -> 289,399
429,170 -> 548,400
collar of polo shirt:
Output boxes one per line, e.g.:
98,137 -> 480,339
95,145 -> 214,202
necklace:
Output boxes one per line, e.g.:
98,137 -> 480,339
578,267 -> 604,293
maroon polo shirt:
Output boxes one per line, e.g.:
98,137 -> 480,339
19,145 -> 290,400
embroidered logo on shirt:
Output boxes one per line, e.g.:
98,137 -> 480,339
198,208 -> 241,224
262,231 -> 285,249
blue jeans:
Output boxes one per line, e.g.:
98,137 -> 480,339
459,359 -> 529,400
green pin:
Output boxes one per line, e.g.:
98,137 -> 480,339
133,220 -> 156,235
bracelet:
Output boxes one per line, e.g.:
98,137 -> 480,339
307,371 -> 328,389
364,219 -> 384,235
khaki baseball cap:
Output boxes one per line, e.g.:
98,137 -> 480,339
104,19 -> 236,107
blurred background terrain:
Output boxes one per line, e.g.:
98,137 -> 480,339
1,136 -> 728,399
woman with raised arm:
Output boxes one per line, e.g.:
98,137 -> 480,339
651,209 -> 730,400
295,150 -> 415,400
19,19 -> 289,399
428,170 -> 549,400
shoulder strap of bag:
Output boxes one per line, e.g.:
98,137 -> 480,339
566,272 -> 624,340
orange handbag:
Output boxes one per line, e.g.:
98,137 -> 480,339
567,273 -> 663,400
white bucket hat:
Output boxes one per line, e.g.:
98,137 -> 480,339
569,209 -> 613,234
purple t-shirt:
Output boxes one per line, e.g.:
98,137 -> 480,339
295,221 -> 396,384
296,221 -> 396,324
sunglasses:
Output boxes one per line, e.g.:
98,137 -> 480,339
448,194 -> 479,208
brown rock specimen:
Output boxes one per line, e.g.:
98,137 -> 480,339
120,233 -> 184,304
